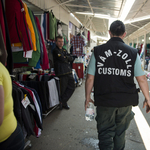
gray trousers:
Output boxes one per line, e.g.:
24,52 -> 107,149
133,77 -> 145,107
96,106 -> 134,150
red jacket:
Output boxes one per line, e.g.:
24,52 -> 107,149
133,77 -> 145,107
5,0 -> 33,55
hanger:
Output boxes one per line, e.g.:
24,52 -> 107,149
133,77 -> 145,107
51,10 -> 54,18
44,11 -> 49,13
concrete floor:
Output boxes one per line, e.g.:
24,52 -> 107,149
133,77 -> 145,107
26,80 -> 147,150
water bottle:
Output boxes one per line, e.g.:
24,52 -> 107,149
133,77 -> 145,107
85,102 -> 95,121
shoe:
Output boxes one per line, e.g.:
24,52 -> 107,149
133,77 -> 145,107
62,103 -> 70,110
59,103 -> 63,110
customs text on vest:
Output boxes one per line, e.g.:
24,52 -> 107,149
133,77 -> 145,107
94,37 -> 139,107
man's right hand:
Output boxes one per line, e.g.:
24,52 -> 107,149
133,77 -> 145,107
143,98 -> 150,113
85,98 -> 94,111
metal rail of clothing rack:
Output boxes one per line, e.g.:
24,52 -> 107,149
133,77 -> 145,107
42,105 -> 59,118
24,140 -> 32,149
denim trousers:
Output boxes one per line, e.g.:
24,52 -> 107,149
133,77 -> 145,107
0,123 -> 25,150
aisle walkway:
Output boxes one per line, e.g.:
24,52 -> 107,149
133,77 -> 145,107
26,80 -> 146,150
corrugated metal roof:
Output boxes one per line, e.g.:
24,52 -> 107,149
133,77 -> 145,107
25,0 -> 150,39
57,0 -> 150,39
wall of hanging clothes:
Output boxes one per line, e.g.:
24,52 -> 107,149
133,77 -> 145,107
5,0 -> 49,70
11,70 -> 61,147
0,0 -> 13,74
1,0 -> 64,149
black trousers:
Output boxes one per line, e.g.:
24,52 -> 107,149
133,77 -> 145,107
96,106 -> 134,150
59,74 -> 75,104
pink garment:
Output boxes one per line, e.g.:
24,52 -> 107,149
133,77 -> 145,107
35,16 -> 49,70
88,31 -> 90,41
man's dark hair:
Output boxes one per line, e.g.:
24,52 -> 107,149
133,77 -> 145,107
56,36 -> 63,41
109,20 -> 125,36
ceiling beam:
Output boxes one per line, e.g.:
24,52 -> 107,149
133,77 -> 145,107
88,17 -> 97,32
82,16 -> 97,32
87,0 -> 94,15
53,0 -> 74,15
103,19 -> 107,30
65,4 -> 120,11
86,17 -> 94,28
129,23 -> 147,31
46,0 -> 73,10
132,0 -> 148,19
83,15 -> 90,25
129,23 -> 141,29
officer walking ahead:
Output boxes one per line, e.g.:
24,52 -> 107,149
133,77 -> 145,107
85,20 -> 150,150
53,36 -> 75,110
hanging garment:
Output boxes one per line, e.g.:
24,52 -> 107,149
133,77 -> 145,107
87,30 -> 90,47
5,0 -> 33,58
57,22 -> 62,36
63,33 -> 68,50
12,85 -> 24,127
0,0 -> 6,46
13,7 -> 42,68
87,30 -> 90,41
12,83 -> 35,137
35,16 -> 49,70
13,81 -> 42,137
40,14 -> 44,40
70,35 -> 85,57
23,2 -> 36,51
72,63 -> 84,78
49,11 -> 57,40
47,12 -> 50,40
32,12 -> 43,68
1,0 -> 13,74
54,77 -> 61,102
48,78 -> 59,108
46,41 -> 55,69
21,81 -> 50,113
42,13 -> 47,40
0,26 -> 7,66
28,8 -> 41,67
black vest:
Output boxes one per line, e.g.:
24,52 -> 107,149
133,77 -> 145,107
94,37 -> 139,107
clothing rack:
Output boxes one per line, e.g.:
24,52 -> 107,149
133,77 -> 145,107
42,105 -> 59,118
13,69 -> 60,149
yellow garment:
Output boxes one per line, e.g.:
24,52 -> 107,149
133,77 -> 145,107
23,2 -> 37,51
11,42 -> 22,47
0,63 -> 17,142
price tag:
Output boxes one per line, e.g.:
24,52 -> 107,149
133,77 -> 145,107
21,95 -> 30,109
76,48 -> 79,51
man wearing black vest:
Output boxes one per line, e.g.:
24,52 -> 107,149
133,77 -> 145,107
85,20 -> 150,150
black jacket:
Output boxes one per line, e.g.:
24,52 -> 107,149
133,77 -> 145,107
53,46 -> 73,76
94,37 -> 138,107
